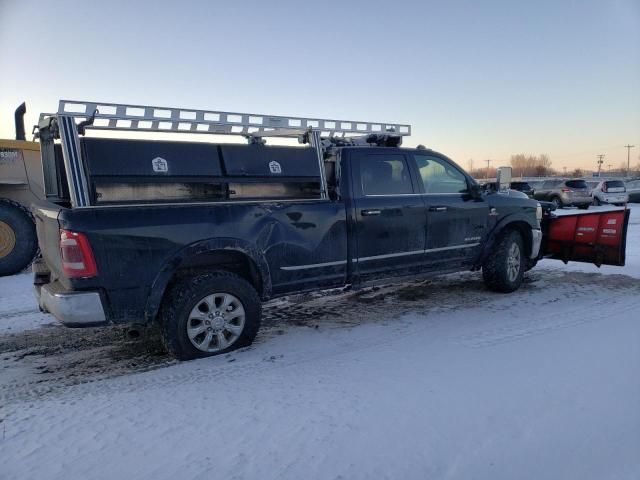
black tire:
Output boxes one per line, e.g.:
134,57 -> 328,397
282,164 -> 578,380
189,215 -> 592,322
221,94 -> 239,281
551,196 -> 563,209
159,271 -> 261,360
0,199 -> 38,276
482,229 -> 525,293
578,204 -> 589,210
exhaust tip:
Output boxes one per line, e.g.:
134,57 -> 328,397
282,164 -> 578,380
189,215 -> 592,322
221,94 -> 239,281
14,102 -> 26,141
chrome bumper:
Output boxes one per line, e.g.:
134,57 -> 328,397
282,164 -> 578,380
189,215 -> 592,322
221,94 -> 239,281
531,228 -> 542,259
35,283 -> 107,326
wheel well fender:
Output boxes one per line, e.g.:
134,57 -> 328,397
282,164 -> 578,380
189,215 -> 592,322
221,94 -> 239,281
474,215 -> 535,268
145,238 -> 271,323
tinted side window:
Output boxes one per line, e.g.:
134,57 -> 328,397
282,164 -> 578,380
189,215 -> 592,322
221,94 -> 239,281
565,180 -> 588,189
605,180 -> 625,189
414,155 -> 468,194
361,155 -> 414,195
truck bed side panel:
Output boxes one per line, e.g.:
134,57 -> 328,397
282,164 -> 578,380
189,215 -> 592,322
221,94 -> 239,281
57,201 -> 347,323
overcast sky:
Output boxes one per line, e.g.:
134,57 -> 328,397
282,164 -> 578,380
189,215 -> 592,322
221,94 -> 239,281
1,0 -> 638,171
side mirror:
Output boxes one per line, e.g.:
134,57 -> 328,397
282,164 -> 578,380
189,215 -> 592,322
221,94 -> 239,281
496,166 -> 512,192
469,183 -> 483,199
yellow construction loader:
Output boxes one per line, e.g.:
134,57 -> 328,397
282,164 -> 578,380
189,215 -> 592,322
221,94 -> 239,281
0,103 -> 42,276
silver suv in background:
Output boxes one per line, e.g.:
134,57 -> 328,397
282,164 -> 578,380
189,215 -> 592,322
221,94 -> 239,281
533,179 -> 591,209
591,180 -> 628,206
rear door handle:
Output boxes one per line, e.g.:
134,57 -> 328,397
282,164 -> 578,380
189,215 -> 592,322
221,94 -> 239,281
361,209 -> 381,216
428,206 -> 448,212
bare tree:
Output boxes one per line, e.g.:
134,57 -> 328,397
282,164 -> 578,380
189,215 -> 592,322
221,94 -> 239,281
510,153 -> 554,177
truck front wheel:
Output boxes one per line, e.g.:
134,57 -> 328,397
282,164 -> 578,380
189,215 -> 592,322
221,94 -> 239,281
0,199 -> 38,277
159,271 -> 261,360
482,229 -> 525,293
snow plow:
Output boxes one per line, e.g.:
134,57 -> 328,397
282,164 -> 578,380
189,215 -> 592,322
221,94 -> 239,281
540,206 -> 630,267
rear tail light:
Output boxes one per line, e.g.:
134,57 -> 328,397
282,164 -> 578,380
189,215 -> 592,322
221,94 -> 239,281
602,185 -> 608,193
60,229 -> 97,278
561,187 -> 572,192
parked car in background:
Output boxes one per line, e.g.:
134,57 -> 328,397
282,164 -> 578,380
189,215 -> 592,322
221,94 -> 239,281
591,180 -> 629,206
626,179 -> 640,203
509,181 -> 534,198
533,179 -> 591,209
585,180 -> 600,192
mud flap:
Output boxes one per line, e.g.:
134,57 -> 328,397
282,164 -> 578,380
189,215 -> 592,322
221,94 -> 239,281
542,209 -> 630,267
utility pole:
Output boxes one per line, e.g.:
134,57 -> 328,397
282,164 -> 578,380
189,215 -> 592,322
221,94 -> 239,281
485,159 -> 491,180
624,145 -> 635,175
563,166 -> 567,175
608,164 -> 612,173
597,154 -> 605,176
468,158 -> 474,174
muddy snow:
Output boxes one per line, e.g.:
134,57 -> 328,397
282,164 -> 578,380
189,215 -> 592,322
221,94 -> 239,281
0,205 -> 638,480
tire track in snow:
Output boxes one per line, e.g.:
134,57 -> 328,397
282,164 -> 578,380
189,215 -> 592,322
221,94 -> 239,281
1,270 -> 637,406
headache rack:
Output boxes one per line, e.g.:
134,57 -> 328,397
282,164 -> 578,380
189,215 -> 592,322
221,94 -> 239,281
36,100 -> 412,208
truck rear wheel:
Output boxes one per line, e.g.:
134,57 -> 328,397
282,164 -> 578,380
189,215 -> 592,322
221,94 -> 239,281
482,229 -> 525,293
159,271 -> 261,360
0,199 -> 38,276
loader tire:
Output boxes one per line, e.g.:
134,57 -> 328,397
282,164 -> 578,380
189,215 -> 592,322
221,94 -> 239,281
0,199 -> 38,276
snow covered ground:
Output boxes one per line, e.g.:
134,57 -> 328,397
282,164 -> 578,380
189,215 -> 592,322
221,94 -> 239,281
0,206 -> 638,480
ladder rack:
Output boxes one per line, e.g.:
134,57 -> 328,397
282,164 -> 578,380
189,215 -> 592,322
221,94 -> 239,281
43,100 -> 411,138
37,100 -> 412,208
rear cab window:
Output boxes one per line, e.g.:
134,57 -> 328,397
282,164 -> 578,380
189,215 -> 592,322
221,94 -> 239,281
605,180 -> 625,189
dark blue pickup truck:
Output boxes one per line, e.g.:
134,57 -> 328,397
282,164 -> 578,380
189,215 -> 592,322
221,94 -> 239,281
31,101 -> 628,359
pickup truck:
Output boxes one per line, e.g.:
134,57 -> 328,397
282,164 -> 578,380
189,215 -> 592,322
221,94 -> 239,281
31,101 -> 629,360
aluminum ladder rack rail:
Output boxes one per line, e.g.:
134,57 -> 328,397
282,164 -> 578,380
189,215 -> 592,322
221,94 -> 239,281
43,100 -> 411,138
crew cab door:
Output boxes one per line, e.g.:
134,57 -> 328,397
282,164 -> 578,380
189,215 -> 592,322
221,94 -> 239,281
351,151 -> 426,278
412,153 -> 489,266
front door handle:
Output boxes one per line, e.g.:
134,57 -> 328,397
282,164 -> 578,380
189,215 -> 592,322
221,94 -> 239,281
428,206 -> 448,212
361,209 -> 382,216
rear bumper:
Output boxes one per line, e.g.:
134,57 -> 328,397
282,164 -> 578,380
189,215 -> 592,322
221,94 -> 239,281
559,193 -> 591,206
35,282 -> 107,327
562,198 -> 591,206
600,194 -> 629,204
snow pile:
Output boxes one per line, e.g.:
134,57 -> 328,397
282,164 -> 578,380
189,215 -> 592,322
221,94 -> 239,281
0,273 -> 55,334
